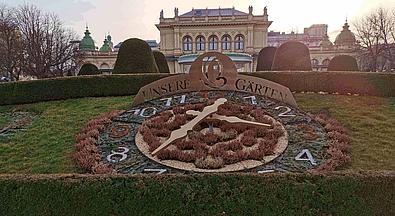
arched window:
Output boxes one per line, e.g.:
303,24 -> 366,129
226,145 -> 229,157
322,59 -> 330,66
221,35 -> 231,50
235,34 -> 244,50
100,63 -> 110,70
311,59 -> 319,66
183,36 -> 192,51
208,35 -> 218,50
196,36 -> 205,51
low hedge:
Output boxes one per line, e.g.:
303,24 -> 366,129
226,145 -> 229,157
0,172 -> 394,215
248,71 -> 395,97
0,72 -> 394,106
0,74 -> 170,105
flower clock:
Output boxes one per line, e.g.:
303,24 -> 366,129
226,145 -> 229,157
75,52 -> 350,174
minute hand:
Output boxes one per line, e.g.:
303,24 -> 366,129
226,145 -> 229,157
151,98 -> 227,156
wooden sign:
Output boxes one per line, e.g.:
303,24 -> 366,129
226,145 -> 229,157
133,52 -> 297,107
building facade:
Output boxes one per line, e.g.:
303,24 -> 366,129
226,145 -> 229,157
156,6 -> 272,73
77,10 -> 358,74
76,27 -> 158,74
268,22 -> 358,71
268,24 -> 328,48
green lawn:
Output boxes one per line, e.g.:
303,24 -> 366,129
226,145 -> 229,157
0,96 -> 132,173
0,116 -> 9,129
297,93 -> 395,171
0,94 -> 394,173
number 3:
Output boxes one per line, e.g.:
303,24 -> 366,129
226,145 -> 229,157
107,147 -> 129,163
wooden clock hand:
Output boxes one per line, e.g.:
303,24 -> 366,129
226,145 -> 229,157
187,111 -> 271,127
211,114 -> 271,127
151,98 -> 227,156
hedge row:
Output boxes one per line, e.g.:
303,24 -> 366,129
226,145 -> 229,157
0,74 -> 170,105
0,172 -> 394,215
248,71 -> 395,97
0,72 -> 394,106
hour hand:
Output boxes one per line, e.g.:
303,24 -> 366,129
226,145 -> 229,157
151,98 -> 227,156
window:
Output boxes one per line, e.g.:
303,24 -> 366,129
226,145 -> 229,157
183,36 -> 192,51
208,35 -> 218,50
311,59 -> 319,66
322,59 -> 330,66
221,35 -> 231,50
235,34 -> 244,50
196,36 -> 205,51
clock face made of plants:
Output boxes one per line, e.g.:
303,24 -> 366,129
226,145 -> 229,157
96,52 -> 329,174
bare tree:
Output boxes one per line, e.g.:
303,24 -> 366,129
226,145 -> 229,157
15,4 -> 79,78
0,4 -> 24,81
354,7 -> 395,72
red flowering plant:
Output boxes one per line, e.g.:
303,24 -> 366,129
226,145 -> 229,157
73,110 -> 125,174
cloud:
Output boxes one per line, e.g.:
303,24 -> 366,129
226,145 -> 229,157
3,0 -> 393,44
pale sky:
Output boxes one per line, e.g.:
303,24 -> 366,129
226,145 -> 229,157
3,0 -> 395,46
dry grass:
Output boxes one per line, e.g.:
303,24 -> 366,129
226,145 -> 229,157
296,93 -> 395,171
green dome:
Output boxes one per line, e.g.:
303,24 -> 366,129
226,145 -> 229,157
79,27 -> 95,51
99,38 -> 112,52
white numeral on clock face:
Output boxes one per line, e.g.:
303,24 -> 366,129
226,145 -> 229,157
129,107 -> 158,118
295,149 -> 317,165
243,96 -> 257,105
107,147 -> 130,163
275,106 -> 296,117
160,95 -> 187,107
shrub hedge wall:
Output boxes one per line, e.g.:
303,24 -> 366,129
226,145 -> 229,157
248,71 -> 395,97
0,72 -> 394,106
0,74 -> 170,105
0,172 -> 393,215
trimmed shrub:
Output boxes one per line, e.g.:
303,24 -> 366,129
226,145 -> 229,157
0,74 -> 170,105
113,38 -> 159,74
0,172 -> 394,215
244,71 -> 395,96
256,47 -> 277,71
271,41 -> 312,71
328,55 -> 359,71
0,72 -> 395,106
78,64 -> 100,76
153,50 -> 170,73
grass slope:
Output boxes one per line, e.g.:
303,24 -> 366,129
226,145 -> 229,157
0,94 -> 394,173
0,96 -> 131,173
297,93 -> 395,170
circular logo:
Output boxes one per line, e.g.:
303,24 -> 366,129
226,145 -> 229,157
189,52 -> 237,89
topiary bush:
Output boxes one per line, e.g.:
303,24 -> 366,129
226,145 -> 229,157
328,55 -> 359,71
78,64 -> 100,76
271,41 -> 312,71
153,50 -> 170,73
256,47 -> 277,71
113,38 -> 159,74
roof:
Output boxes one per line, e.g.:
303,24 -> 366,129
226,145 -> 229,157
180,8 -> 248,17
114,40 -> 158,49
99,38 -> 112,52
335,22 -> 356,46
145,40 -> 158,48
79,28 -> 95,51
